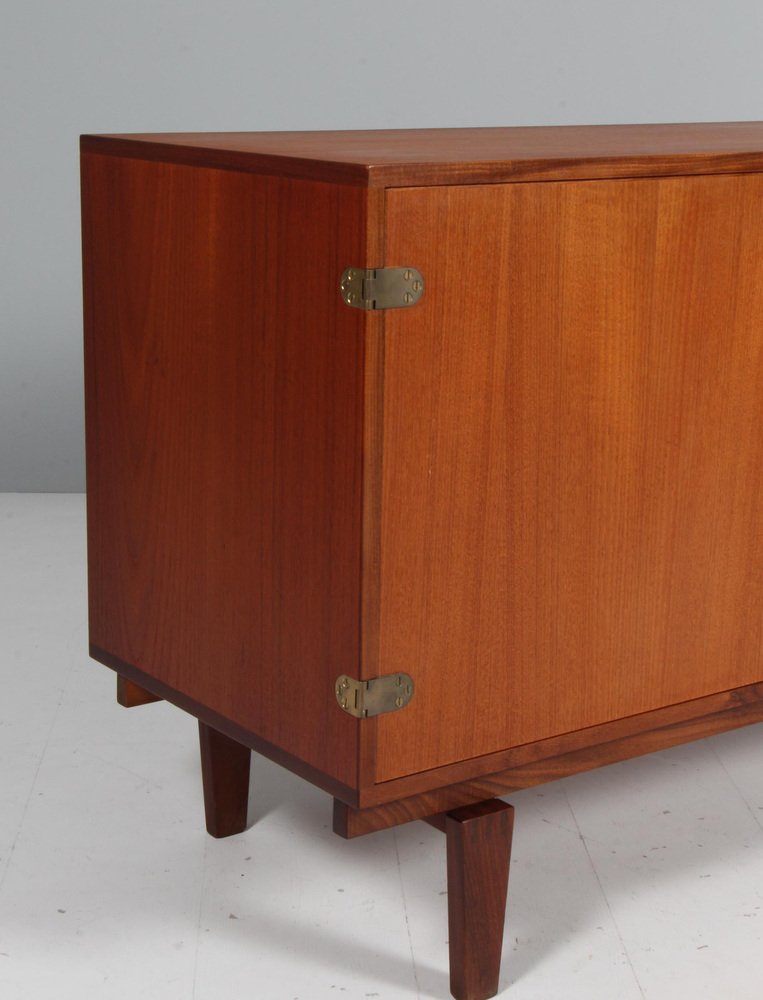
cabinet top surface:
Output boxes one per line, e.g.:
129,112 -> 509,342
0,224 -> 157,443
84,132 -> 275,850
81,121 -> 763,187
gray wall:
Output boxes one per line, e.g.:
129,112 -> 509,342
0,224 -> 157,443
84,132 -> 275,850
3,0 -> 762,491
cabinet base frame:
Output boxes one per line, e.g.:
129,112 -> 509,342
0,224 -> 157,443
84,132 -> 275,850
335,685 -> 763,837
101,645 -> 763,823
111,660 -> 763,1000
196,713 -> 515,1000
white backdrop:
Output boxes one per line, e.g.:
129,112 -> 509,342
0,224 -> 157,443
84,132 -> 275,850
2,0 -> 762,490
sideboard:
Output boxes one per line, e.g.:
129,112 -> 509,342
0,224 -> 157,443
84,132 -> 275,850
80,122 -> 763,999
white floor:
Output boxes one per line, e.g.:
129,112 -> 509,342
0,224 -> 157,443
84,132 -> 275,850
1,494 -> 762,1000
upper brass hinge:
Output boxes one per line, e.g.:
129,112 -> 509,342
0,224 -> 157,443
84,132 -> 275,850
335,672 -> 415,719
340,266 -> 425,310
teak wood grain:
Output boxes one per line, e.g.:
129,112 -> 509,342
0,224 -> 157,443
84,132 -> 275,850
82,152 -> 369,790
335,681 -> 763,835
82,124 -> 763,1000
83,127 -> 763,814
93,645 -> 360,804
359,680 -> 763,808
375,172 -> 763,782
82,122 -> 763,187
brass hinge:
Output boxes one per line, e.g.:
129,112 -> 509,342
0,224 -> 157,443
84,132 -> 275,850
335,672 -> 415,718
340,267 -> 425,310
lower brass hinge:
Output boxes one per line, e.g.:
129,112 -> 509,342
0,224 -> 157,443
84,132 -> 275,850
335,672 -> 415,718
340,266 -> 425,310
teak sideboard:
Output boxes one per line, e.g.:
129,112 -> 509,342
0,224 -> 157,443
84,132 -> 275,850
80,122 -> 763,999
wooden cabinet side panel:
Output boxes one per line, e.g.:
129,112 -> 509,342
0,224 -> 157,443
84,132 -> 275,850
82,154 -> 364,788
376,174 -> 763,782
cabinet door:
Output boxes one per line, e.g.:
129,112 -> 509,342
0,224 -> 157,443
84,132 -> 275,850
374,175 -> 763,782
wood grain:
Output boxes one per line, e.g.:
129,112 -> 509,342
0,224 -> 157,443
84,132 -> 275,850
375,172 -> 763,782
198,722 -> 251,838
335,685 -> 763,836
357,188 -> 387,793
94,646 -> 360,804
84,130 -> 763,819
82,122 -> 763,187
361,681 -> 763,807
82,152 -> 368,790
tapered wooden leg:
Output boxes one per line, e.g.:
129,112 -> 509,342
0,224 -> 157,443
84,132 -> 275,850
429,799 -> 514,1000
198,722 -> 251,838
116,674 -> 162,707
